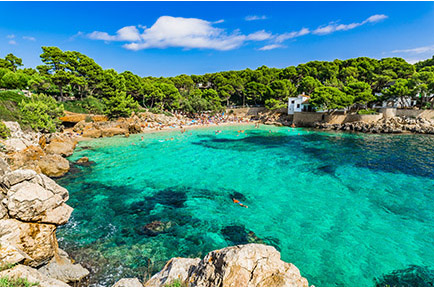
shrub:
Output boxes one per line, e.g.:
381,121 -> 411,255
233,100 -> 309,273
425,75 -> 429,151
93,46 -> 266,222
104,91 -> 139,119
19,94 -> 64,133
0,276 -> 39,287
164,279 -> 185,287
0,122 -> 10,139
149,107 -> 162,114
358,109 -> 378,115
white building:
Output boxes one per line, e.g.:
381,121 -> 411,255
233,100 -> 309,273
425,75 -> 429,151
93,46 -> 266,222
287,94 -> 311,114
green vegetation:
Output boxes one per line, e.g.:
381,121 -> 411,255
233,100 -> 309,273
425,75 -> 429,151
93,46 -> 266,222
164,279 -> 185,287
0,276 -> 39,287
19,94 -> 64,133
0,121 -> 10,139
358,109 -> 378,115
0,263 -> 16,272
1,49 -> 434,120
0,91 -> 30,128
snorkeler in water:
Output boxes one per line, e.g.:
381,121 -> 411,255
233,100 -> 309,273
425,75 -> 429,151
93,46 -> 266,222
232,198 -> 248,208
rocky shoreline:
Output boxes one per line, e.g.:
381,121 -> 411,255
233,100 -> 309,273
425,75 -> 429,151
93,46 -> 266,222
313,115 -> 434,134
0,117 -> 311,287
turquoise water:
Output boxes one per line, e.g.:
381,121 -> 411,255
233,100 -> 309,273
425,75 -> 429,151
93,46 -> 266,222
56,125 -> 434,286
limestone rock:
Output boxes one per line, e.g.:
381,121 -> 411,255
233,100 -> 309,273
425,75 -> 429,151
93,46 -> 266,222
5,181 -> 63,223
76,157 -> 89,164
146,244 -> 309,287
0,219 -> 58,267
0,243 -> 27,266
2,169 -> 37,187
3,138 -> 29,151
38,250 -> 89,283
41,203 -> 73,226
44,137 -> 77,157
113,278 -> 143,287
38,154 -> 70,177
81,129 -> 102,138
101,127 -> 128,138
0,265 -> 70,287
0,157 -> 11,176
0,202 -> 7,219
145,257 -> 200,287
30,173 -> 69,202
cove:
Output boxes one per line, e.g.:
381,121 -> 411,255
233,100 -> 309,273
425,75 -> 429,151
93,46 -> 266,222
56,125 -> 434,286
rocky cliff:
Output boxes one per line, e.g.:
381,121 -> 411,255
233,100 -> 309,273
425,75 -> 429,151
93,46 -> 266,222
144,244 -> 309,287
0,158 -> 89,286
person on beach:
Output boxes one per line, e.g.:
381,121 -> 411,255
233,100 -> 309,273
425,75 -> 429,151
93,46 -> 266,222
232,198 -> 248,208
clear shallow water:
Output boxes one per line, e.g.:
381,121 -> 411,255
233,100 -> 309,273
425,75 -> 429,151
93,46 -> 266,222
57,125 -> 434,286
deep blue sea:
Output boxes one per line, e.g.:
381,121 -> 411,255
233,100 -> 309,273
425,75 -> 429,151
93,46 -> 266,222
56,125 -> 434,286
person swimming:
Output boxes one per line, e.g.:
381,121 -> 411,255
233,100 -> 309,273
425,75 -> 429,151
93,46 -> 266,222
232,198 -> 248,208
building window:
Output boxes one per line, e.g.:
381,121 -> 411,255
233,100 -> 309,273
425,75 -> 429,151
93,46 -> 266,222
297,104 -> 300,108
291,100 -> 295,104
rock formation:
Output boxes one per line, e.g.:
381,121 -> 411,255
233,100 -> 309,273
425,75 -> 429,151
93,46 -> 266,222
145,244 -> 309,287
0,161 -> 89,286
314,116 -> 434,134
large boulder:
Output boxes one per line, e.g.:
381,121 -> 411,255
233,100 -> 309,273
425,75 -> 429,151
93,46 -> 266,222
145,244 -> 309,287
0,265 -> 69,287
38,249 -> 89,283
145,257 -> 200,287
44,137 -> 77,157
0,157 -> 11,176
0,219 -> 58,267
113,278 -> 143,287
5,181 -> 64,223
37,154 -> 70,177
101,127 -> 129,137
0,243 -> 27,266
81,128 -> 102,138
7,145 -> 45,173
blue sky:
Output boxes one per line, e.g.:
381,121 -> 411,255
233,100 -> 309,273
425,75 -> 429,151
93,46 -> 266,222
1,1 -> 434,77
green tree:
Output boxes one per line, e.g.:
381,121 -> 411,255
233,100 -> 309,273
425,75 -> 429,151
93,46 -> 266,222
104,91 -> 139,119
382,79 -> 412,107
310,86 -> 354,112
343,80 -> 375,107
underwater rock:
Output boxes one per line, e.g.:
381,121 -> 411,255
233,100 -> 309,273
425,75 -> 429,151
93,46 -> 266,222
229,191 -> 247,202
146,244 -> 309,287
142,220 -> 173,237
374,265 -> 434,287
76,157 -> 89,164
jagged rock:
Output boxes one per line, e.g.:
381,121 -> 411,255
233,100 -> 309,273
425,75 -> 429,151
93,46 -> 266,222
113,278 -> 143,287
0,158 -> 11,176
81,129 -> 102,138
145,257 -> 200,287
5,181 -> 64,223
76,157 -> 89,164
38,249 -> 89,283
0,265 -> 70,287
38,154 -> 70,177
0,219 -> 57,267
0,202 -> 7,219
2,169 -> 37,187
44,137 -> 76,157
142,220 -> 173,236
145,244 -> 309,287
0,244 -> 28,266
29,173 -> 69,202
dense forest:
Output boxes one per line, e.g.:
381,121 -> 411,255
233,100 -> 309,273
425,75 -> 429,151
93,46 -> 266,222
1,47 -> 434,118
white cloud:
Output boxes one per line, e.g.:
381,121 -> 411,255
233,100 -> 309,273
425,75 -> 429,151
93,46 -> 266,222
392,45 -> 434,54
88,25 -> 141,41
313,14 -> 388,35
6,34 -> 15,39
90,16 -> 270,51
275,28 -> 310,43
245,15 -> 267,21
258,44 -> 285,51
246,30 -> 272,41
23,36 -> 36,41
8,40 -> 16,45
